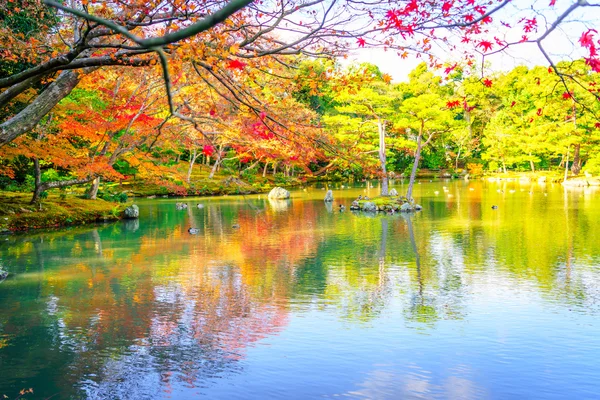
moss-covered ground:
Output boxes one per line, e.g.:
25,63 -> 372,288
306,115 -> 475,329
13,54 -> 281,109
0,192 -> 126,232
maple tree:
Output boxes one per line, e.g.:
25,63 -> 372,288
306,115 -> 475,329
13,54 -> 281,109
1,0 -> 598,148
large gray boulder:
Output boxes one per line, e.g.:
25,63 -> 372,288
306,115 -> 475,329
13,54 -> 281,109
362,201 -> 377,212
268,187 -> 290,199
123,204 -> 139,219
324,190 -> 334,202
389,188 -> 398,196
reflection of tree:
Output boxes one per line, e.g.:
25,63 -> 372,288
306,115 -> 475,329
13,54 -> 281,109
3,185 -> 600,396
403,214 -> 439,327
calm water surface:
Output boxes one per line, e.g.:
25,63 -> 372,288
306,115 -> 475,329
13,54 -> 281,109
1,180 -> 600,399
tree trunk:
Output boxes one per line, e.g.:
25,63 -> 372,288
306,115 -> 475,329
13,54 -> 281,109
272,162 -> 278,176
571,143 -> 581,175
378,119 -> 389,196
502,161 -> 507,174
406,134 -> 423,202
455,149 -> 461,170
31,158 -> 43,204
529,153 -> 535,173
564,148 -> 570,183
87,177 -> 101,199
262,162 -> 268,177
1,70 -> 83,147
31,174 -> 94,204
186,148 -> 197,183
208,147 -> 223,179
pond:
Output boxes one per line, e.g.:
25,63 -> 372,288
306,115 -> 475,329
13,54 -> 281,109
1,180 -> 600,399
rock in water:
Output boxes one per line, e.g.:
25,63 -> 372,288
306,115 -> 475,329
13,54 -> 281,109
123,204 -> 139,219
188,227 -> 200,234
414,204 -> 423,211
389,188 -> 398,196
268,187 -> 290,199
362,202 -> 377,212
0,268 -> 8,281
324,190 -> 334,202
400,203 -> 412,212
350,201 -> 360,210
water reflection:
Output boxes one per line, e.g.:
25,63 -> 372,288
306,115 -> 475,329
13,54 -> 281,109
0,181 -> 599,399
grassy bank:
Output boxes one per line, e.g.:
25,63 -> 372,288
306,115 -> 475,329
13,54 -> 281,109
0,192 -> 126,233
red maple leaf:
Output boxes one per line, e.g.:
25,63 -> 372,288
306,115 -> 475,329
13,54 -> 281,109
477,40 -> 493,52
562,92 -> 572,100
537,108 -> 543,116
444,63 -> 457,75
442,2 -> 452,13
483,78 -> 493,87
585,57 -> 600,73
203,145 -> 215,156
227,59 -> 247,70
579,29 -> 597,49
511,101 -> 516,107
595,122 -> 600,129
357,38 -> 366,47
446,100 -> 461,108
550,0 -> 556,5
209,109 -> 216,117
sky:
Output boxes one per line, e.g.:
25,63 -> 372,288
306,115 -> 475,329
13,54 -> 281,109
343,0 -> 600,82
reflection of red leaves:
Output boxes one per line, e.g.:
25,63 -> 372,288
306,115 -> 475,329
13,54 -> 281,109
477,40 -> 493,52
483,78 -> 493,87
446,100 -> 461,108
227,59 -> 247,70
357,38 -> 366,47
203,145 -> 215,156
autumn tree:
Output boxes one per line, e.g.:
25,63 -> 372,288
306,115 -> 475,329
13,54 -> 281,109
397,64 -> 460,201
323,63 -> 405,195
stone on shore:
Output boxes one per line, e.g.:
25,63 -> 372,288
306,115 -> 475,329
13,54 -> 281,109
123,204 -> 139,219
